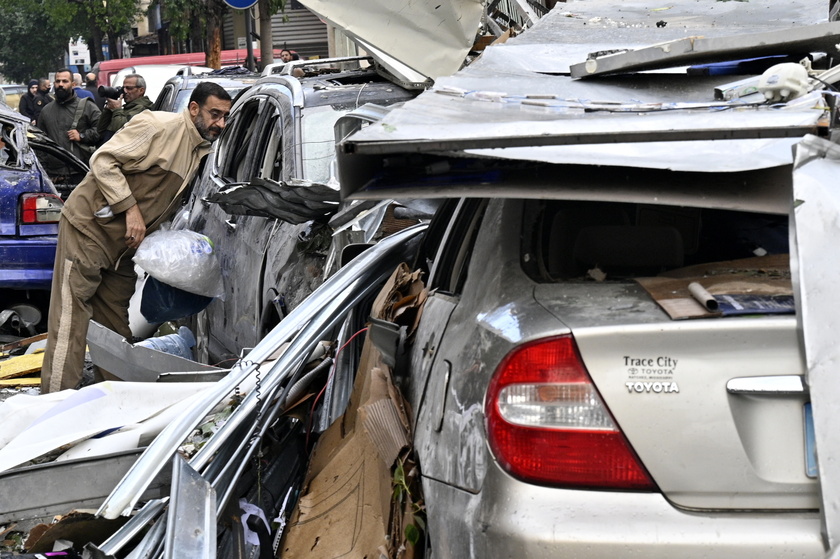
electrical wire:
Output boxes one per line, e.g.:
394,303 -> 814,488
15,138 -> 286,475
811,75 -> 840,92
306,327 -> 369,447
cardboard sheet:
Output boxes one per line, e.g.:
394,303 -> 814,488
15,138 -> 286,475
24,510 -> 128,553
636,255 -> 792,320
280,264 -> 423,559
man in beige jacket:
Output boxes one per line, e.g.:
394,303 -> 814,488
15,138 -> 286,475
41,82 -> 232,393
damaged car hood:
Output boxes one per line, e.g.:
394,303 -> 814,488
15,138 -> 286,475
300,0 -> 484,81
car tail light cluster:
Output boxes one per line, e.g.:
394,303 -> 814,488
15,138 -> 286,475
20,193 -> 63,224
485,335 -> 655,490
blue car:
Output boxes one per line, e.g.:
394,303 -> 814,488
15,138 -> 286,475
0,105 -> 87,337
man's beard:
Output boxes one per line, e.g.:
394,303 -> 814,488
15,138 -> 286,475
194,114 -> 221,142
55,87 -> 71,102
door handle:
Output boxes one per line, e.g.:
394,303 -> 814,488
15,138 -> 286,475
726,375 -> 807,395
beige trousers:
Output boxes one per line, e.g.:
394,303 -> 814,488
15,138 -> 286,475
40,218 -> 135,393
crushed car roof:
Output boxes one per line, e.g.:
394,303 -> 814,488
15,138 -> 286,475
336,2 -> 835,204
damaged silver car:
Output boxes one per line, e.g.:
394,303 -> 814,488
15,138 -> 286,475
335,5 -> 840,558
183,56 -> 419,365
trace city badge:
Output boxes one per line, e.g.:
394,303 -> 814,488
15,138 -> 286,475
622,354 -> 680,394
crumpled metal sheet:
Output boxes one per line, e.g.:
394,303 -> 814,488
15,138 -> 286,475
86,321 -> 224,383
206,178 -> 340,224
300,0 -> 483,80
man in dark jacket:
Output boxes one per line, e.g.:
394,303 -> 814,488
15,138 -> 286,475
18,80 -> 40,124
85,72 -> 105,110
97,73 -> 152,144
37,68 -> 100,165
20,78 -> 52,125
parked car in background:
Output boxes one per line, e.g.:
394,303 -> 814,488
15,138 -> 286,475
94,49 -> 282,89
0,105 -> 87,337
0,85 -> 27,112
183,57 -> 419,365
110,64 -> 214,107
152,71 -> 260,113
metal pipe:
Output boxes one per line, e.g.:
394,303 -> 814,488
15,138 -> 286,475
207,356 -> 330,492
191,227 -> 423,473
123,514 -> 166,559
95,498 -> 167,556
206,354 -> 308,490
213,357 -> 335,519
193,276 -> 363,473
96,225 -> 425,519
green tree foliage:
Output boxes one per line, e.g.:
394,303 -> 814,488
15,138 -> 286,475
0,0 -> 74,82
74,0 -> 146,60
160,0 -> 228,66
0,0 -> 145,83
161,0 -> 205,45
162,0 -> 286,69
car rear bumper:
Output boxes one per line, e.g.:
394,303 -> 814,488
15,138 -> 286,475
0,237 -> 56,290
423,465 -> 825,559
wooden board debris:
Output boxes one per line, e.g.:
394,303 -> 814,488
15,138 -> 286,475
0,333 -> 48,354
0,377 -> 40,387
0,351 -> 44,380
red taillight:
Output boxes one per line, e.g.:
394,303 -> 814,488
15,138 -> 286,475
485,335 -> 655,490
20,193 -> 63,224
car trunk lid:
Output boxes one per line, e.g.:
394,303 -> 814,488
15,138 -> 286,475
534,283 -> 816,510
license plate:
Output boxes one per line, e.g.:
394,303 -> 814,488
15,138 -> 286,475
805,402 -> 818,479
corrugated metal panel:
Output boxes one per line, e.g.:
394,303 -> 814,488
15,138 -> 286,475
223,8 -> 328,58
223,15 -> 235,49
271,8 -> 328,58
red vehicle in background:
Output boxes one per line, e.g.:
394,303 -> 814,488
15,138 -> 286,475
94,49 -> 282,86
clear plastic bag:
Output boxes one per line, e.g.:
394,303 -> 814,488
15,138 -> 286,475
133,230 -> 224,298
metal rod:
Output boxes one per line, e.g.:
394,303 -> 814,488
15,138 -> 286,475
123,514 -> 167,559
206,354 -> 308,490
96,498 -> 168,556
342,125 -> 821,156
213,357 -> 335,518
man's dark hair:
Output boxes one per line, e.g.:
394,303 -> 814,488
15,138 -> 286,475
56,68 -> 72,77
189,82 -> 231,106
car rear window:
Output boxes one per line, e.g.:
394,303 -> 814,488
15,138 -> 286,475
521,200 -> 788,282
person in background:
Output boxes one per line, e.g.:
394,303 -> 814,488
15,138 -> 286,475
25,78 -> 54,125
97,73 -> 152,144
279,49 -> 301,62
37,68 -> 100,165
73,73 -> 94,101
18,80 -> 40,124
40,82 -> 232,393
85,72 -> 105,110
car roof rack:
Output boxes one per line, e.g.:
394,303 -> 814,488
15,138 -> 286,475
261,56 -> 375,77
